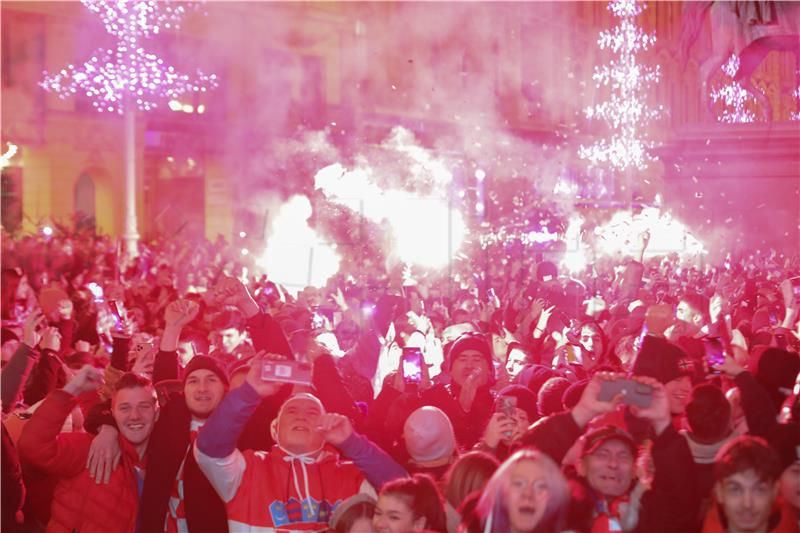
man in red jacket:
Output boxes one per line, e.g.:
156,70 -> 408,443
18,366 -> 157,533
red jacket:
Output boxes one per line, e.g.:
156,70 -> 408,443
17,390 -> 145,533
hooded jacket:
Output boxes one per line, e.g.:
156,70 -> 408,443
194,382 -> 406,532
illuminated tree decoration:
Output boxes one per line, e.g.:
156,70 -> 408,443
709,55 -> 756,123
40,0 -> 217,114
579,0 -> 661,171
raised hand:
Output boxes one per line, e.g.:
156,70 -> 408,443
131,344 -> 157,379
628,376 -> 671,435
23,309 -> 46,348
211,276 -> 258,317
645,304 -> 674,338
713,353 -> 745,378
535,304 -> 556,335
164,299 -> 200,329
458,368 -> 486,413
63,365 -> 104,396
482,411 -> 516,449
330,287 -> 348,311
529,298 -> 546,321
57,299 -> 74,321
572,372 -> 626,428
245,351 -> 287,398
39,326 -> 62,352
316,413 -> 354,447
709,293 -> 726,325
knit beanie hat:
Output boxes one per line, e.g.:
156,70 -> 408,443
403,406 -> 456,463
537,377 -> 571,417
631,335 -> 693,385
497,385 -> 538,422
183,355 -> 229,388
562,379 -> 590,410
523,365 -> 559,398
446,333 -> 495,379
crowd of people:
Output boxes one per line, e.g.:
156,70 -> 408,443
1,226 -> 799,533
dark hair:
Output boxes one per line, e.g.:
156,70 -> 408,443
680,292 -> 709,322
577,319 -> 609,360
687,384 -> 731,441
380,474 -> 447,532
114,372 -> 152,393
112,372 -> 155,407
443,451 -> 499,509
537,377 -> 571,417
332,499 -> 375,533
179,329 -> 210,356
714,435 -> 781,484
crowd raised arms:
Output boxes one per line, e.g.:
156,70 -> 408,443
1,229 -> 799,533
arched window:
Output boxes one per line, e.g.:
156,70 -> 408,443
74,172 -> 96,233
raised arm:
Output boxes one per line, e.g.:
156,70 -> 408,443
318,413 -> 408,489
194,353 -> 283,501
18,365 -> 104,478
1,311 -> 45,412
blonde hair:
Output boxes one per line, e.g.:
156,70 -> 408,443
476,449 -> 570,533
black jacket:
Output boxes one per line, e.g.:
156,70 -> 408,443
521,409 -> 700,533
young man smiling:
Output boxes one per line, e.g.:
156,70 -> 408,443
704,436 -> 794,533
18,367 -> 157,533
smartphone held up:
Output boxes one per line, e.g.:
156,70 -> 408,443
598,378 -> 654,408
260,359 -> 313,386
401,347 -> 424,386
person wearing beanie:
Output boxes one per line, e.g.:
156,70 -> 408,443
562,379 -> 589,410
476,387 -> 536,461
137,303 -> 236,533
403,406 -> 456,481
420,332 -> 497,448
681,383 -> 742,526
80,298 -> 236,533
632,335 -> 695,424
538,376 -> 572,418
195,353 -> 408,532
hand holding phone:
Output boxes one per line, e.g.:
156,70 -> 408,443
597,378 -> 653,408
401,347 -> 423,386
108,300 -> 125,332
496,395 -> 517,417
702,337 -> 726,369
260,359 -> 313,386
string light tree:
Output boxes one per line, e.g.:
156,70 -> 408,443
579,0 -> 663,204
40,0 -> 217,257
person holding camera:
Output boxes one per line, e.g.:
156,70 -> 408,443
521,372 -> 699,532
194,351 -> 407,532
